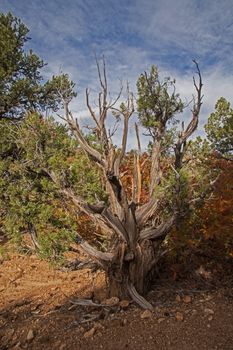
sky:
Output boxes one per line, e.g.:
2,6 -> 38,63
2,0 -> 233,148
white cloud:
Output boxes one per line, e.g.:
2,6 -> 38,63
2,0 -> 233,149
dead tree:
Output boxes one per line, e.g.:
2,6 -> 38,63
48,59 -> 203,309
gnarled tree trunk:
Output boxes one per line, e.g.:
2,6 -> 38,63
48,58 -> 203,309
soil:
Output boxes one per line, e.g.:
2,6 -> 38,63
0,250 -> 232,350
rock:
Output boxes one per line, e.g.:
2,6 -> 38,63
120,318 -> 127,326
140,310 -> 152,319
175,312 -> 184,322
196,265 -> 211,279
78,326 -> 85,333
175,295 -> 181,302
0,318 -> 6,327
93,272 -> 108,301
208,315 -> 213,321
83,327 -> 96,338
83,290 -> 94,299
183,295 -> 192,303
104,297 -> 119,307
119,300 -> 130,309
204,308 -> 214,315
94,322 -> 104,332
26,329 -> 35,342
8,329 -> 15,337
59,344 -> 66,350
30,254 -> 37,260
38,335 -> 50,343
158,317 -> 166,323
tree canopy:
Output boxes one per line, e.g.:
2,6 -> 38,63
0,114 -> 103,260
205,97 -> 233,159
0,12 -> 76,119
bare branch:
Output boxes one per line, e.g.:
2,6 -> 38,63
108,83 -> 123,108
139,215 -> 176,241
63,106 -> 106,167
136,199 -> 159,227
75,234 -> 114,262
135,123 -> 142,154
174,61 -> 203,170
189,173 -> 221,206
86,88 -> 100,127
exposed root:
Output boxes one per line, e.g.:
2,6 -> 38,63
127,282 -> 153,310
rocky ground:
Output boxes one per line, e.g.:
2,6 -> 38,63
0,251 -> 233,350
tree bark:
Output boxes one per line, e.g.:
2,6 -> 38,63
108,237 -> 161,299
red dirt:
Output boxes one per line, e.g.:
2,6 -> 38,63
0,252 -> 232,350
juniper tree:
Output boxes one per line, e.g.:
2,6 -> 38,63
42,58 -> 211,309
205,97 -> 233,160
0,12 -> 76,119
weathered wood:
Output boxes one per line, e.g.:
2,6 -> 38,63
49,59 -> 203,308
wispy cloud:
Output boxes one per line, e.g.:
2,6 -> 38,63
2,0 -> 233,148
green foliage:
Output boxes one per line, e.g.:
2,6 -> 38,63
42,74 -> 77,111
137,65 -> 184,138
147,126 -> 178,155
0,114 -> 104,260
205,97 -> 233,158
0,245 -> 10,261
37,229 -> 75,263
154,136 -> 217,219
0,12 -> 76,119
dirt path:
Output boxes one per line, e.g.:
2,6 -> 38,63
0,253 -> 232,350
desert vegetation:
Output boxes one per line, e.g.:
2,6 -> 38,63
0,11 -> 232,350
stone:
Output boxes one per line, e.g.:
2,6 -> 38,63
158,317 -> 166,323
38,335 -> 50,343
83,327 -> 96,338
94,322 -> 104,332
8,329 -> 15,337
175,312 -> 184,322
93,272 -> 108,302
196,265 -> 211,279
119,300 -> 130,309
120,318 -> 127,326
104,297 -> 119,307
175,295 -> 181,302
26,329 -> 35,342
204,308 -> 214,315
78,326 -> 85,333
183,295 -> 192,303
59,344 -> 66,350
140,310 -> 153,319
82,290 -> 94,299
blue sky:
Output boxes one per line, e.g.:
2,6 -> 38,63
2,0 -> 233,147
